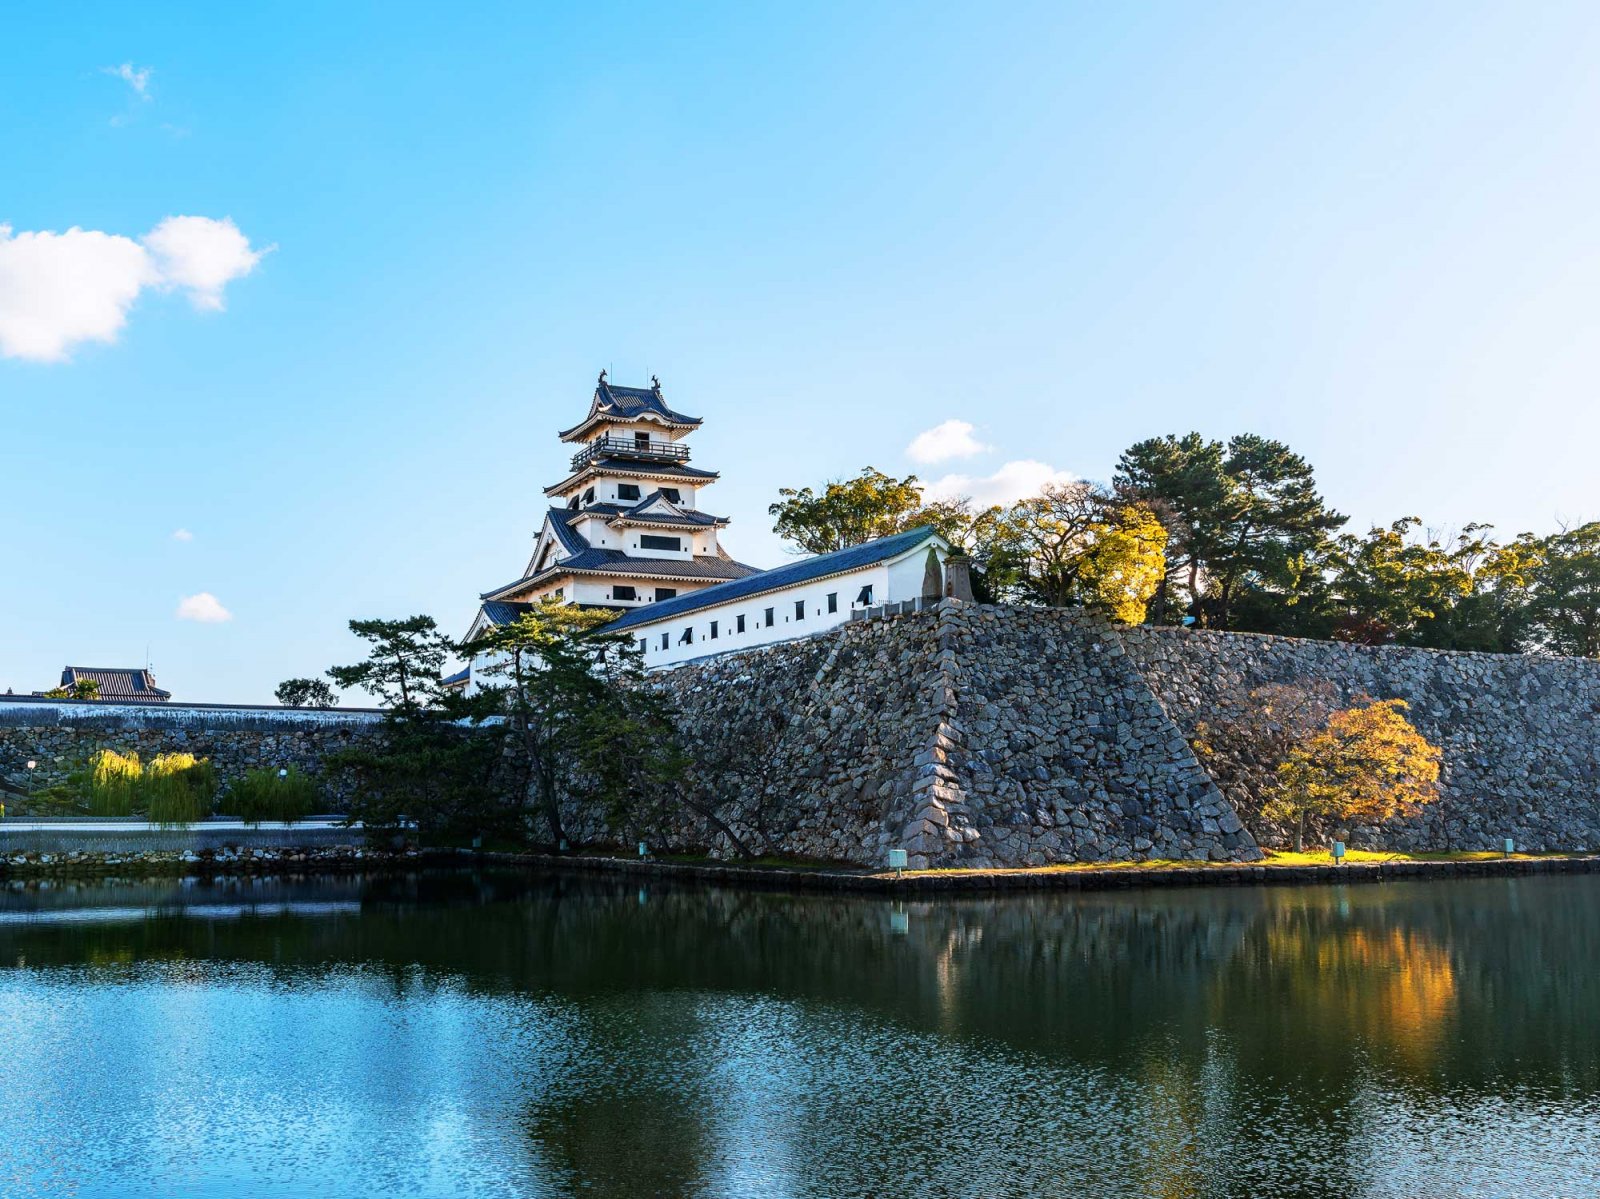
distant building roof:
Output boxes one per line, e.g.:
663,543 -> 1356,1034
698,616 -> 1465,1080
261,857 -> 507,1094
440,666 -> 471,689
51,667 -> 172,702
559,373 -> 703,441
606,526 -> 945,633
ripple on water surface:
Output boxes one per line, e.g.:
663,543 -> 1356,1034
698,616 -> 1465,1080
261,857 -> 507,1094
0,871 -> 1595,1198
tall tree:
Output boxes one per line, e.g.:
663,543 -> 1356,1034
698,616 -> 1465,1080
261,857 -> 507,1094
983,482 -> 1166,623
327,615 -> 456,710
275,677 -> 340,708
467,599 -> 682,847
324,615 -> 500,837
1527,522 -> 1600,658
769,466 -> 977,554
1113,433 -> 1230,623
1327,520 -> 1539,651
1115,432 -> 1345,630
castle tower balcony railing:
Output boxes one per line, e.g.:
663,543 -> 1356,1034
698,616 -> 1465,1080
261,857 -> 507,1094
570,435 -> 692,472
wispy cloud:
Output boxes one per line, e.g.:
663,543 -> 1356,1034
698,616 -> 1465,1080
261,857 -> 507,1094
171,528 -> 194,542
103,62 -> 153,100
176,592 -> 232,623
921,460 -> 1077,508
906,419 -> 991,464
0,217 -> 268,362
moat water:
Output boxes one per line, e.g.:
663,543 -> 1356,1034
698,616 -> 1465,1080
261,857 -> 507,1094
0,869 -> 1595,1198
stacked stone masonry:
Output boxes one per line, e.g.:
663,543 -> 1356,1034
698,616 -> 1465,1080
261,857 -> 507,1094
1119,624 -> 1600,852
0,703 -> 383,801
4,605 -> 1597,864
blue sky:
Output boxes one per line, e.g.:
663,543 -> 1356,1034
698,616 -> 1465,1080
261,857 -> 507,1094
5,2 -> 1600,702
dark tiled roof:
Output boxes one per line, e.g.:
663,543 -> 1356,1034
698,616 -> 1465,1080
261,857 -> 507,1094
440,666 -> 471,688
547,507 -> 590,554
544,458 -> 719,498
481,551 -> 758,600
559,375 -> 702,440
607,526 -> 943,633
55,667 -> 172,701
607,491 -> 727,528
480,600 -> 535,626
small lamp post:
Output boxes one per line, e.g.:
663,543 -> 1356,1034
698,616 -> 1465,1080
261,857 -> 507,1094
638,841 -> 649,859
1504,837 -> 1516,859
25,761 -> 36,798
1332,841 -> 1346,866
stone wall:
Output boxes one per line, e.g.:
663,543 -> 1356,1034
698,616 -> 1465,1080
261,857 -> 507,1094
1119,626 -> 1600,852
0,701 -> 383,801
9,605 -> 1594,864
613,605 -> 1260,868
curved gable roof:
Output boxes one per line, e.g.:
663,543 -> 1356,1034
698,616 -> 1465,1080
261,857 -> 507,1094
559,374 -> 702,440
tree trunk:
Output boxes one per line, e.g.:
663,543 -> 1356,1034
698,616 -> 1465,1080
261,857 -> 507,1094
679,791 -> 764,860
1294,810 -> 1306,854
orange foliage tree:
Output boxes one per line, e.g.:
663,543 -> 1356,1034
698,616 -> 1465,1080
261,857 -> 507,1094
1264,699 -> 1442,852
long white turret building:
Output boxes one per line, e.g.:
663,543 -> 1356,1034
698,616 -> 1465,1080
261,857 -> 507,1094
454,372 -> 951,681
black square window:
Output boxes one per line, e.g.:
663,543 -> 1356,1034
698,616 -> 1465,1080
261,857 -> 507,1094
640,534 -> 682,552
856,585 -> 873,606
582,487 -> 595,504
655,587 -> 678,602
736,614 -> 746,634
660,487 -> 682,503
613,585 -> 636,601
637,638 -> 647,654
617,484 -> 641,501
710,621 -> 719,639
794,600 -> 805,621
764,607 -> 774,627
661,632 -> 670,650
679,627 -> 693,645
826,592 -> 838,614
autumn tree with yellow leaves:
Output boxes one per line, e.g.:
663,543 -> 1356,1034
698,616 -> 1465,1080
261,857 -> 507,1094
1264,698 -> 1442,852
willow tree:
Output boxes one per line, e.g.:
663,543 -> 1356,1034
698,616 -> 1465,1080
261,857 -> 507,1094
1264,698 -> 1442,852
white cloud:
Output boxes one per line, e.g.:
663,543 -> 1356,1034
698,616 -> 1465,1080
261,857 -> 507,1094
906,419 -> 991,464
0,216 -> 266,362
922,459 -> 1077,508
176,592 -> 232,623
103,62 -> 153,100
143,216 -> 266,311
171,528 -> 193,542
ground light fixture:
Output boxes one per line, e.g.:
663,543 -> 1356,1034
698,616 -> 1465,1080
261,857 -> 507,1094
25,761 -> 35,796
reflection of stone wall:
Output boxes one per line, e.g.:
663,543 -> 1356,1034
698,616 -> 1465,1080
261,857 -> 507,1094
1120,625 -> 1600,851
0,702 -> 383,801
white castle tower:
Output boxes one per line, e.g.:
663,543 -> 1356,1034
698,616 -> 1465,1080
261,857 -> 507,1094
464,372 -> 758,643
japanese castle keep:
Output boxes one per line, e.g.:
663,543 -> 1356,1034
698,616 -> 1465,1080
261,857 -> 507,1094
458,372 -> 952,678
